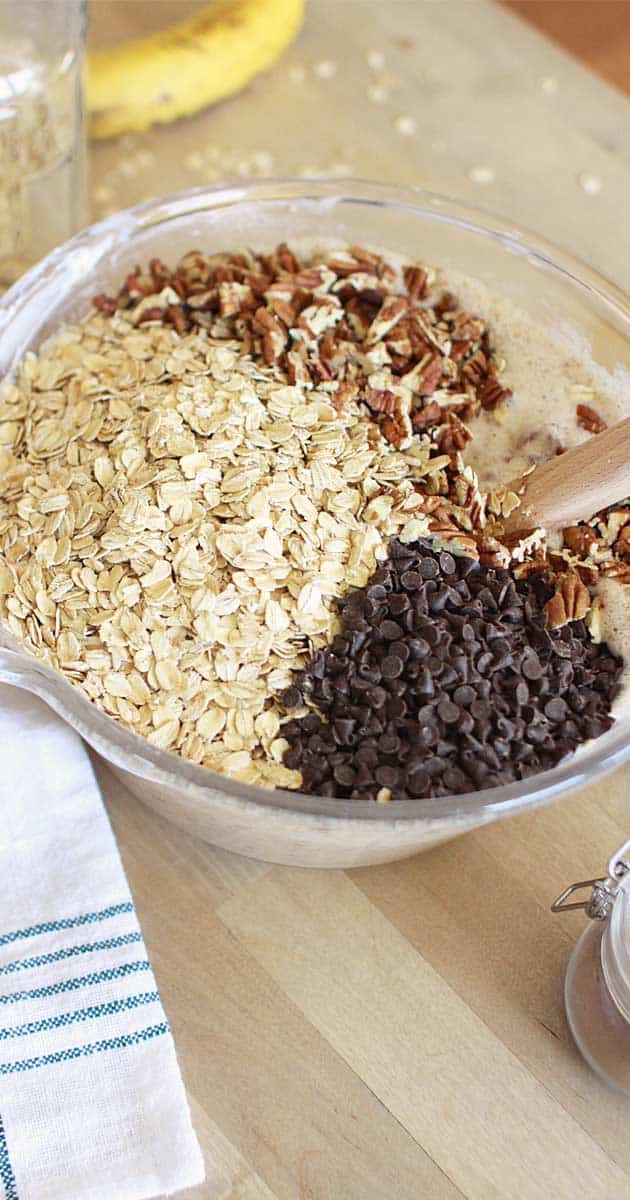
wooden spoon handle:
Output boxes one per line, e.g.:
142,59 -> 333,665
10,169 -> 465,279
503,416 -> 630,535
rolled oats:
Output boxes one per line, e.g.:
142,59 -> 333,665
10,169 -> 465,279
0,312 -> 442,785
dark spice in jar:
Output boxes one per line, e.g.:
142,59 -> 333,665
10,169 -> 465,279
281,540 -> 623,801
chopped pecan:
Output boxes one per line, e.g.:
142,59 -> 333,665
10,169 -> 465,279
576,403 -> 606,434
347,243 -> 382,269
213,265 -> 237,285
452,313 -> 485,341
600,562 -> 630,584
166,304 -> 189,334
477,535 -> 510,568
403,265 -> 429,301
381,414 -> 407,447
433,291 -> 458,318
137,306 -> 167,324
411,401 -> 442,432
428,520 -> 479,557
575,563 -> 601,586
436,414 -> 471,456
616,524 -> 630,561
92,294 -> 118,315
462,350 -> 487,387
418,353 -> 444,396
262,330 -> 286,364
545,572 -> 591,629
478,376 -> 512,411
450,339 -> 472,364
513,559 -> 548,580
124,269 -> 152,298
275,242 -> 303,274
366,296 -> 408,345
562,525 -> 598,557
332,382 -> 358,412
218,281 -> 250,317
364,388 -> 399,414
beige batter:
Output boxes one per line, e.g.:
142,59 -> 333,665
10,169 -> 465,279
440,269 -> 629,710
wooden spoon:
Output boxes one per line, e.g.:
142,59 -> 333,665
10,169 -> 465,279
502,416 -> 630,536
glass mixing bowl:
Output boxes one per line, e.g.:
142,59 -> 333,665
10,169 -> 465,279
1,179 -> 628,867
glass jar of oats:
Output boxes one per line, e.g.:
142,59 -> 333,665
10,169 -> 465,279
0,0 -> 87,287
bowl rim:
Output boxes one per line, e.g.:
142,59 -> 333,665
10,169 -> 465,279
1,175 -> 629,826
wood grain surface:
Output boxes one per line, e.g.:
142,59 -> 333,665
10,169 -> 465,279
87,2 -> 630,1196
504,1 -> 630,95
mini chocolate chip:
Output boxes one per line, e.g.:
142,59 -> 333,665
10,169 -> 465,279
458,711 -> 475,735
381,619 -> 403,640
355,744 -> 379,767
333,763 -> 356,787
407,770 -> 431,797
522,654 -> 543,680
382,655 -> 404,679
544,697 -> 567,722
417,667 -> 435,696
375,764 -> 399,788
439,551 -> 456,575
437,698 -> 460,724
378,733 -> 401,755
476,651 -> 493,674
390,640 -> 410,663
443,766 -> 469,791
281,539 -> 622,804
453,684 -> 475,706
283,747 -> 302,769
333,718 -> 356,745
389,593 -> 411,616
401,570 -> 423,590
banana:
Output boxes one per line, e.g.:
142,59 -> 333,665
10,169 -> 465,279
87,0 -> 305,140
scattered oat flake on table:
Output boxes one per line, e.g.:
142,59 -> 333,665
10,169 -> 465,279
394,115 -> 417,136
578,172 -> 603,195
314,60 -> 337,79
468,165 -> 495,185
367,83 -> 389,104
366,50 -> 386,71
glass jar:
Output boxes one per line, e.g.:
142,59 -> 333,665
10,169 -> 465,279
553,839 -> 630,1094
0,0 -> 87,287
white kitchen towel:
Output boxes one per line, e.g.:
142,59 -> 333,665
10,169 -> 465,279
0,683 -> 205,1200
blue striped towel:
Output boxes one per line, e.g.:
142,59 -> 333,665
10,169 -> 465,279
0,684 -> 205,1200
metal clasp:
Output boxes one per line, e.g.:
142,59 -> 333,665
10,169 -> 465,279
552,837 -> 630,922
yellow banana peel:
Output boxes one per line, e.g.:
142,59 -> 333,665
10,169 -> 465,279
87,0 -> 305,140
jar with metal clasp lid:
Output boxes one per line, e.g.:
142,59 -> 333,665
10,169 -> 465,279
552,837 -> 630,1094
